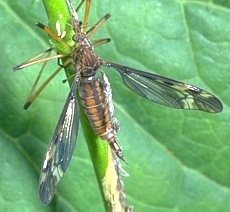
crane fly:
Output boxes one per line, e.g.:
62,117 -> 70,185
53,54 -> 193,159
14,0 -> 223,205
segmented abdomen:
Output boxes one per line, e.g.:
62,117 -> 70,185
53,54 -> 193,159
79,76 -> 117,148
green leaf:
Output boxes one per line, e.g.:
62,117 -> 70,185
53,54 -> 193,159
1,0 -> 230,211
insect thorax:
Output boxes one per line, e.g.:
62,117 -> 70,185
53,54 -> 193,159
73,45 -> 100,77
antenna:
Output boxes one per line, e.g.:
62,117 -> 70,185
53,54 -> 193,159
65,0 -> 80,31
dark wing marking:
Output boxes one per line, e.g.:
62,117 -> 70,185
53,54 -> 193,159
39,80 -> 79,205
104,61 -> 222,113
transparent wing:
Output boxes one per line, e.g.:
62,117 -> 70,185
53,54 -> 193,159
105,61 -> 222,113
39,80 -> 79,205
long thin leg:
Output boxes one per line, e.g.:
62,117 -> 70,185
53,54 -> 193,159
14,48 -> 65,71
92,38 -> 111,47
25,49 -> 52,108
75,0 -> 85,13
87,14 -> 111,39
24,59 -> 71,109
36,22 -> 72,50
82,0 -> 91,31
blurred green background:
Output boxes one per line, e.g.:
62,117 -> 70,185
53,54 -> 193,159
0,0 -> 230,211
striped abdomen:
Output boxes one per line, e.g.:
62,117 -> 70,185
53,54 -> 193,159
79,75 -> 123,158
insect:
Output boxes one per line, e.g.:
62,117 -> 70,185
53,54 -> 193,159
14,0 -> 223,205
